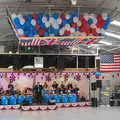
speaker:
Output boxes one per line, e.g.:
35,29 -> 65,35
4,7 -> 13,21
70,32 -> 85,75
91,97 -> 98,107
91,82 -> 97,91
96,80 -> 102,88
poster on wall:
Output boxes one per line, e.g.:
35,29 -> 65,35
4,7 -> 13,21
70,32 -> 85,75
34,57 -> 43,68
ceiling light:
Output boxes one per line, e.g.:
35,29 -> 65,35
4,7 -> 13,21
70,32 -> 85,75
105,32 -> 120,39
111,20 -> 120,26
99,40 -> 112,45
71,0 -> 77,5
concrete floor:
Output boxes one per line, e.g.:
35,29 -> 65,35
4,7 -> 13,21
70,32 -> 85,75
0,106 -> 120,120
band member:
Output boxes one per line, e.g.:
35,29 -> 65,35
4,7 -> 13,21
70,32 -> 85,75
33,82 -> 43,104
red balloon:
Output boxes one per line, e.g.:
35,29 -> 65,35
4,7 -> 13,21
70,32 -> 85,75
64,30 -> 71,36
60,13 -> 65,19
35,24 -> 40,31
38,29 -> 45,36
80,23 -> 89,33
32,13 -> 38,19
79,15 -> 84,21
19,34 -> 26,37
96,15 -> 104,28
90,28 -> 97,35
71,23 -> 77,28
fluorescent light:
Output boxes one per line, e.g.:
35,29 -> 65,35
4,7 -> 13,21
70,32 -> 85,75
99,40 -> 112,45
71,0 -> 77,5
111,20 -> 120,26
105,32 -> 120,39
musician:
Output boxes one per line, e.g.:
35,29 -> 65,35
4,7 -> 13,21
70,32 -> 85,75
33,82 -> 43,104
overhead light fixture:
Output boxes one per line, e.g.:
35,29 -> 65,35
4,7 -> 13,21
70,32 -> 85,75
105,32 -> 120,39
111,20 -> 120,26
99,40 -> 112,45
71,0 -> 77,5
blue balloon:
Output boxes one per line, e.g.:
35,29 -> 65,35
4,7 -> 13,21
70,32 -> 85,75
102,17 -> 111,30
71,11 -> 79,17
40,23 -> 46,29
13,18 -> 20,24
52,13 -> 59,20
62,19 -> 67,25
46,14 -> 50,21
37,19 -> 42,25
38,12 -> 43,19
13,18 -> 22,29
44,31 -> 49,37
67,18 -> 73,24
88,18 -> 93,25
54,29 -> 59,35
27,14 -> 32,21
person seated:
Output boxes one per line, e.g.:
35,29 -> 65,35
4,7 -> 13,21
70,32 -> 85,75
72,84 -> 79,94
52,81 -> 58,90
60,82 -> 66,94
8,80 -> 14,90
0,87 -> 4,96
43,82 -> 49,91
67,83 -> 73,91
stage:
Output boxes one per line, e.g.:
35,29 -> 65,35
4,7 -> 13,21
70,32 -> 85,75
0,106 -> 119,120
0,102 -> 91,111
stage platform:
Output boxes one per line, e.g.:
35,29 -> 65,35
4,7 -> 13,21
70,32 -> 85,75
0,102 -> 91,111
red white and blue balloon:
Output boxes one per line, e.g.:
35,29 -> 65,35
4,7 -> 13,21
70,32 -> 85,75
11,12 -> 111,37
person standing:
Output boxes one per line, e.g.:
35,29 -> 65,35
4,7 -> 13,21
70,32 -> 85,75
33,82 -> 43,104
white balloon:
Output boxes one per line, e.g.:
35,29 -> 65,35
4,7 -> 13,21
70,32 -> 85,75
53,23 -> 59,29
84,13 -> 89,21
77,20 -> 81,26
45,22 -> 50,28
92,17 -> 97,24
70,27 -> 75,34
102,13 -> 108,20
20,18 -> 25,25
17,14 -> 23,19
100,28 -> 105,34
66,14 -> 70,20
31,19 -> 36,26
57,18 -> 62,25
50,34 -> 54,36
90,24 -> 96,29
65,24 -> 70,31
18,29 -> 24,35
50,17 -> 55,25
96,28 -> 101,33
59,29 -> 64,36
81,32 -> 86,36
11,13 -> 17,20
73,17 -> 78,23
42,16 -> 47,23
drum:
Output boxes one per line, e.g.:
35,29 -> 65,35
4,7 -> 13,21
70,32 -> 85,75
17,96 -> 24,104
25,96 -> 32,105
54,94 -> 60,103
43,94 -> 49,104
9,96 -> 16,105
61,94 -> 68,103
68,94 -> 77,103
1,96 -> 8,105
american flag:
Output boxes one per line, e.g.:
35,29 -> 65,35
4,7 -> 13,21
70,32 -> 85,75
100,54 -> 120,72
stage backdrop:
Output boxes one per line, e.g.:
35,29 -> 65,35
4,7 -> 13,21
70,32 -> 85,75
0,72 -> 119,98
